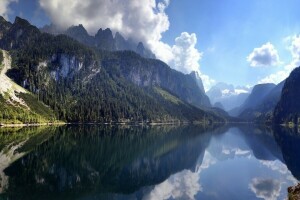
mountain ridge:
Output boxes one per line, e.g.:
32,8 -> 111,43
0,16 -> 223,124
41,23 -> 156,59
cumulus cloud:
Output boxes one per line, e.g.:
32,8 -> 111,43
38,0 -> 214,90
249,178 -> 281,200
171,32 -> 202,73
170,32 -> 215,90
259,35 -> 300,84
39,0 -> 171,62
247,42 -> 281,67
0,0 -> 17,19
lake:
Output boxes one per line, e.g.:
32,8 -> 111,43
0,125 -> 299,200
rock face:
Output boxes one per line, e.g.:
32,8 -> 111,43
0,16 -> 12,39
95,28 -> 116,51
43,24 -> 156,59
288,183 -> 300,200
189,71 -> 205,93
65,24 -> 94,46
101,51 -> 211,108
0,17 -> 40,50
274,67 -> 300,124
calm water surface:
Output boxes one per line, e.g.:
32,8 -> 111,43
0,125 -> 299,200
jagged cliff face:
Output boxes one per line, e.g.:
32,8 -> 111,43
0,17 -> 40,50
47,24 -> 156,59
189,71 -> 205,93
274,67 -> 300,124
101,51 -> 211,108
0,17 -> 12,40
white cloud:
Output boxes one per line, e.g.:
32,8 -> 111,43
258,70 -> 289,84
259,35 -> 300,84
169,32 -> 215,90
0,0 -> 17,19
249,178 -> 281,200
171,32 -> 202,73
247,42 -> 281,67
39,0 -> 214,91
143,170 -> 201,200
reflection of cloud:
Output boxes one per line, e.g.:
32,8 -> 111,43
260,160 -> 298,185
198,151 -> 217,170
249,178 -> 281,200
221,147 -> 251,157
260,160 -> 288,174
143,170 -> 201,200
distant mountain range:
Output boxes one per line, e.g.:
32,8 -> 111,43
41,24 -> 156,59
206,82 -> 251,111
0,16 -> 224,124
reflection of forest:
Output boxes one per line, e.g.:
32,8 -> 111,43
273,126 -> 300,181
1,124 -> 298,200
1,125 -> 222,200
0,126 -> 57,193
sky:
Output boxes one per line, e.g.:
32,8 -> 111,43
2,0 -> 300,91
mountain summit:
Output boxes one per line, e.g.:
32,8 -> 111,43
41,24 -> 156,59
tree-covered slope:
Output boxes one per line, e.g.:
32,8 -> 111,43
236,81 -> 285,123
0,16 -> 224,124
0,50 -> 57,124
274,67 -> 300,125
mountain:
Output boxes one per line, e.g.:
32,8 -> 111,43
189,71 -> 205,93
238,83 -> 276,113
232,82 -> 285,123
206,82 -> 251,111
42,24 -> 156,59
0,16 -> 223,124
274,67 -> 300,125
0,49 -> 57,124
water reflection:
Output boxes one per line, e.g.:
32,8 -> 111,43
0,124 -> 299,200
273,126 -> 300,180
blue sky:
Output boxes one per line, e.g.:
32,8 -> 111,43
4,0 -> 300,89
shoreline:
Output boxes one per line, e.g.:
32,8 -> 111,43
0,122 -> 67,128
0,121 -> 227,128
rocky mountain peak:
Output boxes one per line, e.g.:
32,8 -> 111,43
14,17 -> 31,26
189,71 -> 205,93
274,66 -> 300,124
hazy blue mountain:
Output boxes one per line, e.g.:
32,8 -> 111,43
232,82 -> 285,123
207,82 -> 251,111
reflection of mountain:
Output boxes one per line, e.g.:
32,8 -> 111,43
2,125 -> 222,200
237,125 -> 284,161
273,126 -> 300,180
0,127 -> 57,193
202,125 -> 283,163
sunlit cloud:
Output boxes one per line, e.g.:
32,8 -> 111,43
38,0 -> 214,90
247,42 -> 281,67
258,35 -> 300,84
